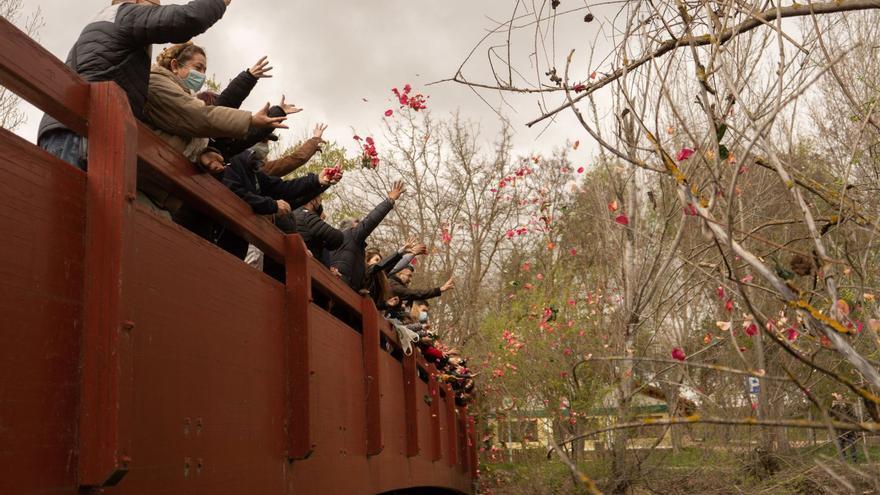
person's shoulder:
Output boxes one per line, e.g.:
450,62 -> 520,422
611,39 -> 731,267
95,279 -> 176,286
89,4 -> 124,25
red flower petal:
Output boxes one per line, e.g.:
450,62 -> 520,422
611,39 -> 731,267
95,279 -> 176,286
384,109 -> 394,117
676,147 -> 695,161
745,323 -> 758,337
577,167 -> 585,174
615,214 -> 629,226
671,348 -> 686,361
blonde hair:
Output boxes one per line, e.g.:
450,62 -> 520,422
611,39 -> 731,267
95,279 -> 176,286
155,42 -> 206,70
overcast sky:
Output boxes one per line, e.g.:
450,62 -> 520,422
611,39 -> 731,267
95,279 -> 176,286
12,0 -> 609,162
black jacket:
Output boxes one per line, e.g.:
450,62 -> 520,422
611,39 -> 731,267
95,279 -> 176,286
214,70 -> 258,108
328,199 -> 395,292
216,149 -> 327,260
289,208 -> 345,259
207,73 -> 282,159
38,0 -> 227,139
389,275 -> 442,302
222,150 -> 327,215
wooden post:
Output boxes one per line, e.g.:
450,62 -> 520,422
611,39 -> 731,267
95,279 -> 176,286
361,297 -> 383,456
403,353 -> 419,457
444,384 -> 457,467
428,365 -> 442,462
79,82 -> 137,487
285,235 -> 312,459
458,405 -> 469,473
468,414 -> 478,479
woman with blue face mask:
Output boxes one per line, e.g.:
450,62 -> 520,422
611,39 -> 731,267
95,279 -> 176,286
141,42 -> 288,215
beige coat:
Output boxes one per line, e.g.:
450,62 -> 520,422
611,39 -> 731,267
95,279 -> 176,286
142,65 -> 252,210
145,65 -> 251,159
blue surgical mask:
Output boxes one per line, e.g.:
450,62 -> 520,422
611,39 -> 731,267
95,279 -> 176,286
419,311 -> 429,323
184,69 -> 207,93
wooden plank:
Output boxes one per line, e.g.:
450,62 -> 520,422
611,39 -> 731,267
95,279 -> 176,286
0,18 -> 90,135
444,384 -> 458,467
79,82 -> 137,487
458,405 -> 469,473
361,297 -> 383,456
469,414 -> 478,479
0,130 -> 85,495
135,125 -> 285,261
402,353 -> 419,457
428,365 -> 442,462
285,234 -> 313,459
308,256 -> 363,312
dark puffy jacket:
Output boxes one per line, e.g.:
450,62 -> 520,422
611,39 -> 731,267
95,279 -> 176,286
289,208 -> 344,259
214,70 -> 258,108
207,73 -> 282,159
38,0 -> 227,139
389,275 -> 442,302
216,150 -> 327,260
222,150 -> 327,215
328,199 -> 395,292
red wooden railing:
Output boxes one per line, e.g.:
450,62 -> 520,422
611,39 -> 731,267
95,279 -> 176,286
0,17 -> 475,495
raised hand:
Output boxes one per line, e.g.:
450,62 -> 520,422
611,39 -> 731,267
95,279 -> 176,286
440,278 -> 455,292
279,95 -> 302,115
403,236 -> 419,254
388,180 -> 406,201
313,123 -> 328,140
252,102 -> 288,129
413,243 -> 428,256
199,150 -> 225,174
248,56 -> 273,79
319,166 -> 344,186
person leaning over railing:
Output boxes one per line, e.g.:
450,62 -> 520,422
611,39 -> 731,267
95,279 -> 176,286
215,143 -> 343,280
329,181 -> 406,292
277,194 -> 344,266
38,0 -> 234,171
140,42 -> 287,217
364,238 -> 425,310
389,263 -> 455,304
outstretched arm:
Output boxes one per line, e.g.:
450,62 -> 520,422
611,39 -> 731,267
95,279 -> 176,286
351,180 -> 405,242
119,0 -> 229,46
261,123 -> 328,177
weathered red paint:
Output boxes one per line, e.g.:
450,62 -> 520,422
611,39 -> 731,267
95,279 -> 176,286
0,17 -> 475,495
285,234 -> 313,459
403,353 -> 420,457
79,82 -> 139,487
428,365 -> 443,462
0,17 -> 89,134
444,385 -> 458,467
361,297 -> 383,456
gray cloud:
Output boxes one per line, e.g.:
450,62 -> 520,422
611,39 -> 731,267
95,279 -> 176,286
13,0 -> 598,160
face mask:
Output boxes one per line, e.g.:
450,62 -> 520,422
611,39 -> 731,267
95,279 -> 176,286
183,69 -> 206,93
251,142 -> 270,161
419,311 -> 429,323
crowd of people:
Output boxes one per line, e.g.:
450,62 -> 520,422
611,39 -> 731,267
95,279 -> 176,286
36,0 -> 474,407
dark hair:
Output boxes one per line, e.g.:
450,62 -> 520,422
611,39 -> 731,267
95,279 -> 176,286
414,300 -> 429,308
156,42 -> 206,70
365,249 -> 381,262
